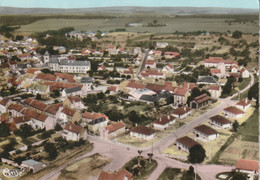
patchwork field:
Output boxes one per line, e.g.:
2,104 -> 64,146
15,16 -> 258,33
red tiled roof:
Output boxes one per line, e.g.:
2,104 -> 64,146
21,108 -> 48,122
44,103 -> 63,115
236,98 -> 251,107
7,103 -> 24,112
126,82 -> 145,89
165,52 -> 180,57
240,67 -> 247,74
153,51 -> 162,55
224,60 -> 238,65
141,69 -> 163,77
172,106 -> 191,116
174,87 -> 188,96
0,115 -> 9,122
145,60 -> 155,65
0,99 -> 9,106
204,57 -> 223,63
98,169 -> 133,180
6,122 -> 17,132
61,107 -> 76,117
193,93 -> 210,104
231,65 -> 238,69
224,106 -> 245,115
153,114 -> 176,125
210,115 -> 232,125
166,64 -> 174,69
229,73 -> 239,78
67,96 -> 81,103
194,125 -> 218,135
13,116 -> 31,124
208,85 -> 220,91
54,73 -> 75,83
8,77 -> 18,86
35,73 -> 56,81
145,83 -> 164,93
64,123 -> 83,134
98,65 -> 106,71
105,122 -> 125,133
210,68 -> 221,74
236,159 -> 258,172
18,53 -> 31,58
82,111 -> 106,120
130,126 -> 155,136
183,82 -> 196,91
43,81 -> 82,91
26,68 -> 40,74
24,98 -> 48,111
108,86 -> 117,92
176,136 -> 200,149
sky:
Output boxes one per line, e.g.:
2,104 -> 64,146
1,0 -> 259,9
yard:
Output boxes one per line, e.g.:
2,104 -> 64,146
57,153 -> 110,180
158,167 -> 201,180
123,156 -> 157,180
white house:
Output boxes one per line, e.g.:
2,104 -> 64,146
88,117 -> 108,133
194,124 -> 219,142
7,103 -> 24,117
208,85 -> 222,99
145,60 -> 156,69
231,65 -> 239,73
223,106 -> 245,119
153,114 -> 176,130
130,126 -> 156,140
0,99 -> 10,113
239,67 -> 250,78
162,64 -> 175,74
236,159 -> 259,175
176,136 -> 200,152
172,106 -> 192,119
61,123 -> 87,141
209,115 -> 232,129
236,98 -> 251,111
173,88 -> 190,106
99,121 -> 125,140
62,86 -> 82,98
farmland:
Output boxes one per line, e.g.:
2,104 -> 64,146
2,13 -> 257,34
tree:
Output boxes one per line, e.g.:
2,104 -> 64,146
188,144 -> 206,163
97,92 -> 106,100
0,123 -> 10,137
231,172 -> 247,180
147,153 -> 153,164
191,87 -> 201,97
248,82 -> 259,107
200,89 -> 211,97
127,110 -> 141,123
232,31 -> 243,39
36,93 -> 42,100
51,89 -> 60,98
15,35 -> 24,41
137,150 -> 143,166
44,142 -> 58,160
188,166 -> 194,175
14,124 -> 34,139
41,68 -> 54,74
232,120 -> 239,132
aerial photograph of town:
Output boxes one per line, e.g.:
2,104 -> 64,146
0,0 -> 258,179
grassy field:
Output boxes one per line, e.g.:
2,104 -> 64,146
15,16 -> 258,33
57,153 -> 110,180
240,110 -> 258,142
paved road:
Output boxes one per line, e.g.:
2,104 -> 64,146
39,73 -> 254,180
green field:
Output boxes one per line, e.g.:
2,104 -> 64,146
240,110 -> 258,142
13,16 -> 258,33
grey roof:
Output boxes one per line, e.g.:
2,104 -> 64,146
139,94 -> 159,103
81,77 -> 93,84
49,56 -> 59,63
197,76 -> 217,84
59,60 -> 90,66
44,51 -> 49,56
89,117 -> 106,125
157,90 -> 173,99
65,86 -> 81,94
22,159 -> 43,167
17,64 -> 27,69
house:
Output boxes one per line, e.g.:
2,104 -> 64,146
231,65 -> 239,73
209,115 -> 232,129
127,88 -> 156,101
140,69 -> 165,79
153,50 -> 162,59
173,87 -> 190,106
156,42 -> 168,48
98,169 -> 133,180
12,116 -> 32,129
240,67 -> 250,78
153,114 -> 176,130
162,64 -> 174,74
223,106 -> 245,119
24,98 -> 48,112
99,121 -> 125,140
54,72 -> 75,83
208,85 -> 222,99
61,123 -> 87,141
236,98 -> 251,111
7,103 -> 24,117
183,82 -> 196,91
145,60 -> 156,69
235,159 -> 259,175
44,103 -> 63,126
139,94 -> 159,104
98,65 -> 106,71
82,111 -> 108,124
21,159 -> 46,173
126,81 -> 146,90
172,106 -> 191,119
62,86 -> 82,98
190,93 -> 211,109
60,107 -> 81,126
88,117 -> 108,133
35,73 -> 57,81
107,86 -> 118,94
204,57 -> 237,68
176,136 -> 200,152
63,96 -> 84,110
81,77 -> 93,95
194,125 -> 219,142
164,52 -> 180,59
0,98 -> 10,113
130,126 -> 156,140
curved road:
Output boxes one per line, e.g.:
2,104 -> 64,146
39,73 -> 254,180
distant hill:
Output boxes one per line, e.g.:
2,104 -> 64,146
0,6 -> 258,15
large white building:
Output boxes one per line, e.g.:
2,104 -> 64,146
48,56 -> 91,73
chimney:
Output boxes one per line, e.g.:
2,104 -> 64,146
184,106 -> 187,111
245,98 -> 248,103
159,118 -> 162,122
187,83 -> 189,90
168,115 -> 170,120
70,124 -> 72,129
135,123 -> 137,127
